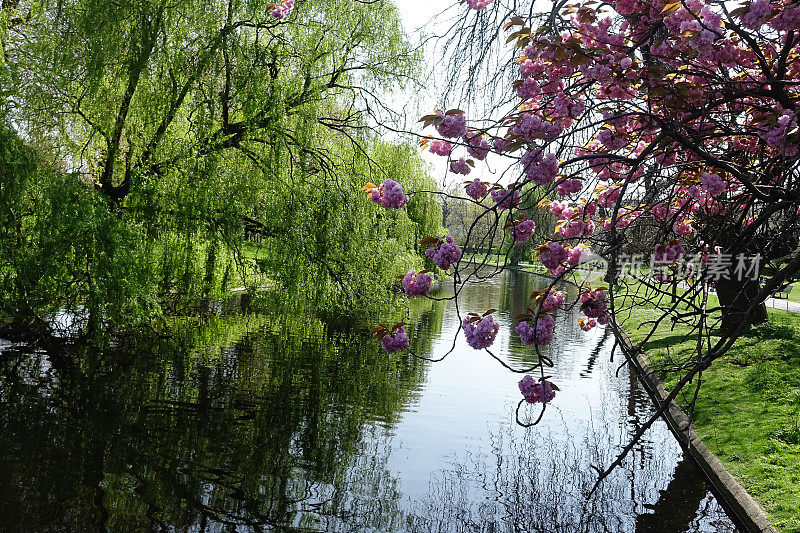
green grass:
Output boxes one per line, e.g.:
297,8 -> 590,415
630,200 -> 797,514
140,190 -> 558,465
621,302 -> 800,532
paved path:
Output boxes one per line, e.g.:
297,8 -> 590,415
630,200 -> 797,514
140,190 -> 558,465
763,295 -> 800,313
672,280 -> 800,314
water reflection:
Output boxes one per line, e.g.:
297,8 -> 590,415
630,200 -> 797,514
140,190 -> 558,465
0,271 -> 738,531
0,315 -> 429,530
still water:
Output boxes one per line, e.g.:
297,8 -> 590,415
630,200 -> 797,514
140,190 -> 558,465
0,270 -> 738,531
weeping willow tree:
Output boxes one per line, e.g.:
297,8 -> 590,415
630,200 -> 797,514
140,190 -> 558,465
254,139 -> 445,319
0,0 -> 442,331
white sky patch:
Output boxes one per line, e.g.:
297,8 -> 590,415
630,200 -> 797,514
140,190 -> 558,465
391,0 -> 521,190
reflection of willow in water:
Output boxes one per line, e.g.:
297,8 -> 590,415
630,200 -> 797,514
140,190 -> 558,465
405,416 -> 737,533
0,309 -> 443,530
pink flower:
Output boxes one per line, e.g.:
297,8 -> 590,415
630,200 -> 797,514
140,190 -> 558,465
465,0 -> 494,9
549,200 -> 570,218
514,113 -> 563,141
492,137 -> 510,152
466,131 -> 490,160
522,151 -> 559,184
381,327 -> 410,354
597,186 -> 621,208
559,218 -> 586,239
450,157 -> 471,175
270,0 -> 294,18
491,188 -> 521,210
402,270 -> 433,296
429,139 -> 452,156
369,178 -> 409,209
435,111 -> 467,139
557,178 -> 582,196
539,290 -> 566,312
674,219 -> 693,235
568,244 -> 592,265
538,242 -> 568,272
513,219 -> 536,242
466,178 -> 489,200
516,314 -> 555,346
741,0 -> 772,29
699,172 -> 725,197
518,375 -> 556,403
463,315 -> 500,349
653,241 -> 686,265
426,236 -> 463,270
580,289 -> 608,320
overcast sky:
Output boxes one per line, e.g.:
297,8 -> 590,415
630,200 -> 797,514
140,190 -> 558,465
394,0 -> 455,34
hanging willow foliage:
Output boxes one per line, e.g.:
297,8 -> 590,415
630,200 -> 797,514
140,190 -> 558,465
0,0 -> 441,332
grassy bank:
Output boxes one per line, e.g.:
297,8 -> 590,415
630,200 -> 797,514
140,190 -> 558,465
621,302 -> 800,532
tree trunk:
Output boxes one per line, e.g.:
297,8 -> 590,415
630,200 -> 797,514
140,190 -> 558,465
715,276 -> 768,335
510,242 -> 521,267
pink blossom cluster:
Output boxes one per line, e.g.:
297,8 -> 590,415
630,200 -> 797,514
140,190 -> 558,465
466,178 -> 489,200
770,4 -> 800,31
270,0 -> 294,19
466,131 -> 490,160
580,318 -> 597,331
518,375 -> 556,404
513,219 -> 536,242
580,289 -> 610,325
559,217 -> 595,239
522,151 -> 559,184
685,186 -> 723,215
538,242 -> 568,272
699,172 -> 726,197
674,219 -> 693,236
516,77 -> 542,100
492,137 -> 510,152
740,0 -> 772,29
759,111 -> 798,155
370,178 -> 409,209
567,244 -> 592,265
450,157 -> 471,175
653,242 -> 686,264
553,93 -> 586,122
381,327 -> 410,354
429,139 -> 452,156
513,113 -> 563,141
549,200 -> 570,218
426,236 -> 463,270
597,186 -> 621,208
652,202 -> 679,221
557,178 -> 582,196
435,111 -> 467,139
491,188 -> 521,210
540,290 -> 566,312
465,0 -> 494,9
516,314 -> 555,346
462,315 -> 500,349
549,200 -> 595,220
597,128 -> 628,151
402,270 -> 433,297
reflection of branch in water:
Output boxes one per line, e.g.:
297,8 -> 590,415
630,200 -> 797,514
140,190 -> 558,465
406,415 -> 735,533
580,326 -> 612,379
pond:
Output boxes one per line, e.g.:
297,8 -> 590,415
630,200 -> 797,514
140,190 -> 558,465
0,269 -> 739,531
